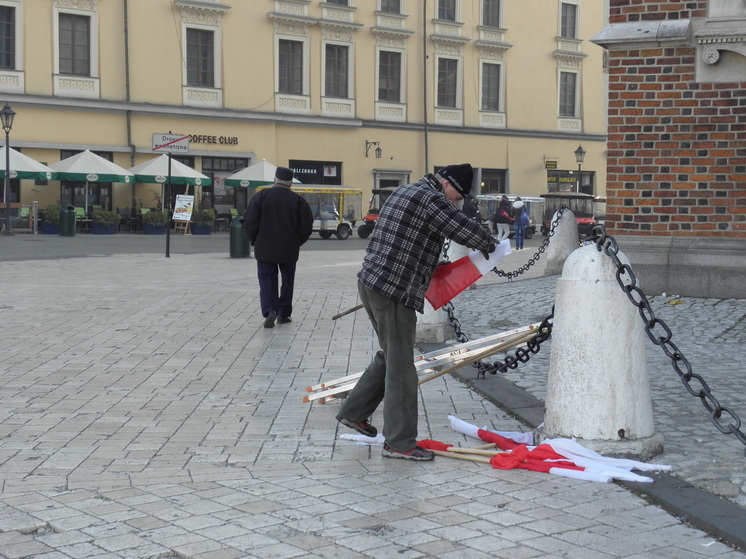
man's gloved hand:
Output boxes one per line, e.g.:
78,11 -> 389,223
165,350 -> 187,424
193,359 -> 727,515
481,240 -> 497,260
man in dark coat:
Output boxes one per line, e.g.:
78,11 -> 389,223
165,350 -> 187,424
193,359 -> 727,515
243,167 -> 313,328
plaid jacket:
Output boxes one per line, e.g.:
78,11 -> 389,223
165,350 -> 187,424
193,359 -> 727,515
359,174 -> 494,312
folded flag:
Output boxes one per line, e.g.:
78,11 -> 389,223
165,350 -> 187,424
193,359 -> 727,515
425,242 -> 512,310
448,415 -> 672,483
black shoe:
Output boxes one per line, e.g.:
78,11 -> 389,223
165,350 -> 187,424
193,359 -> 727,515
277,316 -> 292,324
336,414 -> 377,437
263,312 -> 277,328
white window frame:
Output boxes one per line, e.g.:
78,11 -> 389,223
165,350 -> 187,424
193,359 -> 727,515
437,0 -> 459,22
559,0 -> 579,39
436,55 -> 462,109
376,47 -> 405,104
379,0 -> 403,14
322,40 -> 354,100
0,0 -> 23,94
479,59 -> 506,129
481,0 -> 501,28
181,21 -> 223,108
275,34 -> 311,115
52,1 -> 99,99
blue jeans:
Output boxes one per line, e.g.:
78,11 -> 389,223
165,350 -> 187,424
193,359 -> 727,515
514,223 -> 526,249
257,260 -> 296,319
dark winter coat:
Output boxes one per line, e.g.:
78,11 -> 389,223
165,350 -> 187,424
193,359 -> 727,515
243,184 -> 313,263
492,198 -> 514,226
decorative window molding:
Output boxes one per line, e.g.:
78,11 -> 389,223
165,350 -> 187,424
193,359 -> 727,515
175,0 -> 229,108
0,0 -> 23,94
694,1 -> 746,82
479,60 -> 505,129
53,0 -> 99,99
270,3 -> 315,115
376,47 -> 406,122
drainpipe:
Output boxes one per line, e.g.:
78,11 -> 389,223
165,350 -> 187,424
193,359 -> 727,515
124,0 -> 135,167
124,0 -> 137,209
422,1 -> 430,175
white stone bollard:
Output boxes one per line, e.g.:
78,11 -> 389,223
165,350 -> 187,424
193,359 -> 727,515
416,242 -> 472,343
545,209 -> 579,276
543,244 -> 663,460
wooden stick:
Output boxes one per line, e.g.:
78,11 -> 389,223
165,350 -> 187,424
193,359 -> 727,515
447,447 -> 505,456
432,450 -> 491,463
332,303 -> 364,320
418,330 -> 537,385
474,443 -> 497,450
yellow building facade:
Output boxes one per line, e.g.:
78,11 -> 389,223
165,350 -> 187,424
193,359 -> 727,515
1,0 -> 608,216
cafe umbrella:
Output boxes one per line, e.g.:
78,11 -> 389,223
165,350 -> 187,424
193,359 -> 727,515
224,159 -> 298,188
50,150 -> 134,211
0,145 -> 58,180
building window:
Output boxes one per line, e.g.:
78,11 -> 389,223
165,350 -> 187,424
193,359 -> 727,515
327,0 -> 349,5
438,0 -> 456,21
481,62 -> 500,111
560,2 -> 577,39
380,0 -> 401,13
186,28 -> 214,87
279,39 -> 303,95
59,13 -> 90,76
325,44 -> 349,98
437,57 -> 458,108
559,71 -> 577,117
482,0 -> 500,28
378,50 -> 401,102
0,6 -> 14,69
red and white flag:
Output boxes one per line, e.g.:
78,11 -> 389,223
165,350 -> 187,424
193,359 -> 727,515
448,415 -> 672,483
425,243 -> 512,310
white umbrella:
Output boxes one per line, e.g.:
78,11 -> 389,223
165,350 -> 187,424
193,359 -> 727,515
0,145 -> 57,180
51,150 -> 134,210
224,159 -> 299,188
128,154 -> 211,186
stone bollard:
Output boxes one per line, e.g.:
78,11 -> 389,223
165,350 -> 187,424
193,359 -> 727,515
543,244 -> 664,460
545,209 -> 578,276
416,242 -> 472,343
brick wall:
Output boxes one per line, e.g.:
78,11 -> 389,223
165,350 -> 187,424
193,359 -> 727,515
605,0 -> 746,238
609,1 -> 707,23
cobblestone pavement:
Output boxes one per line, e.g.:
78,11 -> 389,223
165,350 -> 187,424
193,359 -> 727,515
0,235 -> 743,558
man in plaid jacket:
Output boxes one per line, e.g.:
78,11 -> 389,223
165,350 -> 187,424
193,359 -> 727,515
336,163 -> 497,461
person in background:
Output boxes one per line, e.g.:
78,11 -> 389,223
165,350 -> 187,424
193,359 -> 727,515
492,195 -> 514,243
512,196 -> 528,250
335,163 -> 497,461
243,167 -> 313,328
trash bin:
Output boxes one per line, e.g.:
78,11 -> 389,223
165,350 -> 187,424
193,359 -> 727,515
229,216 -> 250,258
59,204 -> 76,237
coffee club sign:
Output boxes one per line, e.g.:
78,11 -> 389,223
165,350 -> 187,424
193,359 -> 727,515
188,134 -> 238,145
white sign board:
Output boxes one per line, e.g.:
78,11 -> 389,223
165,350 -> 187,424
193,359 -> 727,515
173,195 -> 194,221
152,133 -> 190,153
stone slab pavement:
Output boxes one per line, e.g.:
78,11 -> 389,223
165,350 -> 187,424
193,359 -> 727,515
0,233 -> 743,558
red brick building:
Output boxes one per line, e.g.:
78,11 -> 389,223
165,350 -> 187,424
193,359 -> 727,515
592,0 -> 746,298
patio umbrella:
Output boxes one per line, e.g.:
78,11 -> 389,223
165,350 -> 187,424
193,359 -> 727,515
224,159 -> 298,188
128,154 -> 211,186
0,145 -> 58,180
51,150 -> 134,211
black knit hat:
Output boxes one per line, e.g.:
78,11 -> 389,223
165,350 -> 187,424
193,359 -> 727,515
275,166 -> 294,184
437,163 -> 473,197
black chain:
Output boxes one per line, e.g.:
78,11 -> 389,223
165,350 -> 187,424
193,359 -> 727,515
589,226 -> 746,458
477,312 -> 553,378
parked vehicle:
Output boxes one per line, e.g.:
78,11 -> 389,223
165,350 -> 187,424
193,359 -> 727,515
475,194 -> 544,239
540,192 -> 597,236
357,187 -> 396,239
257,185 -> 362,240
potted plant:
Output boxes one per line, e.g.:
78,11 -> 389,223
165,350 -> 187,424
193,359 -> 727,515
142,210 -> 167,235
91,210 -> 120,234
191,209 -> 215,235
41,206 -> 60,235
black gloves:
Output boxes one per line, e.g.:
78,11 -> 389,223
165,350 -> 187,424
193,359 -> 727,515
482,240 -> 496,260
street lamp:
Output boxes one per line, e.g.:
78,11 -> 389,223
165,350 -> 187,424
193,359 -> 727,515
365,140 -> 382,159
574,144 -> 586,193
1,103 -> 15,236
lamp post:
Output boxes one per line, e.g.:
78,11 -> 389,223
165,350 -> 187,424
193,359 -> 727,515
365,140 -> 382,159
574,144 -> 586,193
1,103 -> 15,236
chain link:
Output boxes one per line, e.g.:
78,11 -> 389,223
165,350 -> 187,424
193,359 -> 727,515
589,227 -> 746,458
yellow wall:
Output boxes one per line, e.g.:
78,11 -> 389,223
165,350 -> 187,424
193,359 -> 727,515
4,1 -> 607,211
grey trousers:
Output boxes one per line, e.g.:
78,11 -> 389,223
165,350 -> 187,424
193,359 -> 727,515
338,281 -> 419,451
